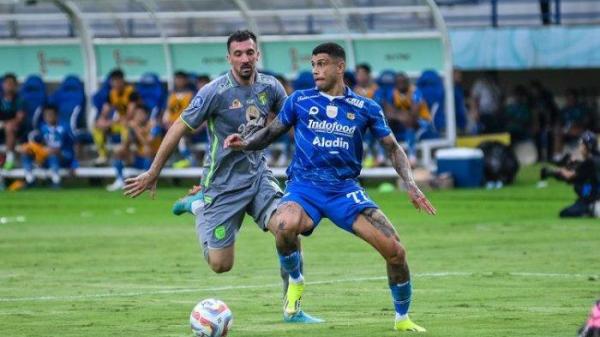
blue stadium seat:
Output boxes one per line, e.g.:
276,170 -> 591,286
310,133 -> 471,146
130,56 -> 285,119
292,71 -> 315,90
50,75 -> 91,143
416,70 -> 445,133
19,75 -> 47,133
136,72 -> 166,121
92,76 -> 111,120
373,69 -> 396,105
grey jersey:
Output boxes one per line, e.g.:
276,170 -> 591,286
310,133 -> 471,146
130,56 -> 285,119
180,71 -> 287,193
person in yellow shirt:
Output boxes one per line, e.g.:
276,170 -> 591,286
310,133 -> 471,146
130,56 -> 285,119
93,69 -> 137,165
162,71 -> 198,168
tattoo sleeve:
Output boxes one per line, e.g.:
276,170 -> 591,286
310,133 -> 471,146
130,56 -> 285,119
380,135 -> 416,188
243,118 -> 291,151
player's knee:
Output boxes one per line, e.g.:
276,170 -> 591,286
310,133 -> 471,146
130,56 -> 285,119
386,241 -> 407,266
209,260 -> 233,274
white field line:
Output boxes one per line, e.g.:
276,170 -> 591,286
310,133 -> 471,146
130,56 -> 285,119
0,271 -> 595,303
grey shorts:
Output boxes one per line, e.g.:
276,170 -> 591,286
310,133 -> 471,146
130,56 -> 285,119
195,170 -> 282,250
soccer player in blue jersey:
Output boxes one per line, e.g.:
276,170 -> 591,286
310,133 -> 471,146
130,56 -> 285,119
225,42 -> 436,332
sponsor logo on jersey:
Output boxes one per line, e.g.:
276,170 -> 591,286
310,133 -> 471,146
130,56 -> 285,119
309,106 -> 319,115
308,119 -> 356,137
229,99 -> 242,109
345,97 -> 365,109
245,105 -> 261,122
192,95 -> 204,108
312,136 -> 350,150
297,94 -> 320,101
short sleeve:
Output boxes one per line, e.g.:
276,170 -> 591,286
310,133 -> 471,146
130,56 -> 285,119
271,80 -> 288,114
367,102 -> 392,139
180,82 -> 219,130
277,91 -> 297,127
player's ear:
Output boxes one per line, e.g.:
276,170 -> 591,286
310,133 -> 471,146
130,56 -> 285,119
226,50 -> 232,66
256,50 -> 261,62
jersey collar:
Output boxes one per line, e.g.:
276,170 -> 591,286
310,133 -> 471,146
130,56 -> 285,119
318,86 -> 355,101
227,70 -> 259,87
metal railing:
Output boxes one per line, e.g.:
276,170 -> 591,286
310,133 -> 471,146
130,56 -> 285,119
436,0 -> 600,27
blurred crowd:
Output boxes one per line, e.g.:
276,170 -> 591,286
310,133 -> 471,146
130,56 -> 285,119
0,66 -> 598,190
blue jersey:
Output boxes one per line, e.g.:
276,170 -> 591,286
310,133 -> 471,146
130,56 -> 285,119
40,123 -> 73,156
278,87 -> 391,185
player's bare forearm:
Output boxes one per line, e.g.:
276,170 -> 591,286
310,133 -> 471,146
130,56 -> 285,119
380,134 -> 416,188
243,118 -> 290,151
148,119 -> 188,177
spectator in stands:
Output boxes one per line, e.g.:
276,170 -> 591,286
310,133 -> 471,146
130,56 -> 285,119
162,71 -> 196,168
540,0 -> 551,25
92,69 -> 137,166
18,105 -> 75,188
555,88 -> 590,155
469,72 -> 502,134
382,72 -> 431,165
195,74 -> 211,91
107,105 -> 158,191
504,85 -> 533,143
354,63 -> 379,99
530,80 -> 559,161
0,73 -> 25,170
453,68 -> 468,134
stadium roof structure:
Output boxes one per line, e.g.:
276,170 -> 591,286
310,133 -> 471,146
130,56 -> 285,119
0,0 -> 456,162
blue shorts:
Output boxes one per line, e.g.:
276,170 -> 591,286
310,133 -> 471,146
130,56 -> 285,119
281,179 -> 379,234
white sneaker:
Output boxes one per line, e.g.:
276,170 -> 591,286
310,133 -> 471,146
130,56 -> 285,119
106,179 -> 124,192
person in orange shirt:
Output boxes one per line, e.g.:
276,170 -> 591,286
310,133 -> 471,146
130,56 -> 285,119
382,72 -> 431,165
162,71 -> 198,168
354,64 -> 385,167
92,69 -> 137,165
107,105 -> 158,191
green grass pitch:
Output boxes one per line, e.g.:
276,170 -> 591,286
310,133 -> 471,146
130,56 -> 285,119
1,167 -> 598,337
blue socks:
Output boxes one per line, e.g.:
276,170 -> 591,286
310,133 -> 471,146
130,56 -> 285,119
113,159 -> 124,181
279,251 -> 303,283
389,281 -> 411,320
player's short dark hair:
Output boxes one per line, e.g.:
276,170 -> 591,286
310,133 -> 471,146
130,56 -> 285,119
3,73 -> 17,82
356,63 -> 371,74
109,69 -> 125,80
174,70 -> 188,78
312,42 -> 346,62
196,74 -> 210,83
227,30 -> 257,52
43,104 -> 58,113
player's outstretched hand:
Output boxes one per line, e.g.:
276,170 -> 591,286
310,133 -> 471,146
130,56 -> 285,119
124,171 -> 158,199
224,133 -> 246,151
407,184 -> 436,215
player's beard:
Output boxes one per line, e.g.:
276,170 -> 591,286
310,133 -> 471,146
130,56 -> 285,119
238,64 -> 254,80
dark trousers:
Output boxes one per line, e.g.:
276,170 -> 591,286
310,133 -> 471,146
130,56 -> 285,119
559,199 -> 592,218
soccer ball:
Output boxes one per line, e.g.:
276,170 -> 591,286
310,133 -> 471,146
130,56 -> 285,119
190,298 -> 233,337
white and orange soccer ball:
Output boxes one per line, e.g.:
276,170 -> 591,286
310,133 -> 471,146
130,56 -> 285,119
190,299 -> 233,337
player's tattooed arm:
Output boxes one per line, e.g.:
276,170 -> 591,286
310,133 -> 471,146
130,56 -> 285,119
224,118 -> 291,151
380,134 -> 437,215
380,134 -> 416,187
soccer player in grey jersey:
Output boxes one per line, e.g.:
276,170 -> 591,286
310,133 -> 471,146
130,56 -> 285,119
124,30 -> 321,323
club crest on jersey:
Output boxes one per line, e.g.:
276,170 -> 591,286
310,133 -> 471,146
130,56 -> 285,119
309,106 -> 319,115
326,105 -> 338,118
229,99 -> 242,109
258,92 -> 268,105
347,112 -> 355,120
